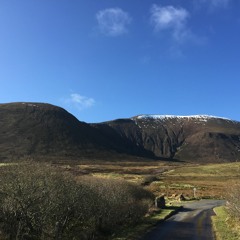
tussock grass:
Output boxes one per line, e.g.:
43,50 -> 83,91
0,163 -> 14,167
163,162 -> 240,199
212,206 -> 240,240
168,162 -> 240,177
71,161 -> 240,199
91,172 -> 143,183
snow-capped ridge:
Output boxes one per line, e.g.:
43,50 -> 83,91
133,114 -> 231,121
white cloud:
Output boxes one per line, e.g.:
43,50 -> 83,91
96,8 -> 131,36
150,5 -> 191,42
65,93 -> 95,110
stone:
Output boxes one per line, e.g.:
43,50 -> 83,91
155,195 -> 166,208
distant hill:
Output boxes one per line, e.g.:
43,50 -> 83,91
1,103 -> 240,163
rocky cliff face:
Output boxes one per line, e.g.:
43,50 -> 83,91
94,115 -> 240,162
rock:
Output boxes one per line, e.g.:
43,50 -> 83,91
155,195 -> 166,208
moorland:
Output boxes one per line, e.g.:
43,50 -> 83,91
1,102 -> 240,239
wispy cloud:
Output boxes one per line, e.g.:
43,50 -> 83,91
150,5 -> 191,43
96,8 -> 131,36
65,93 -> 95,110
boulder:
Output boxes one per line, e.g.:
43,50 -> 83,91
155,195 -> 166,208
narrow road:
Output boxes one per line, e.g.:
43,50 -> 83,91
142,199 -> 225,240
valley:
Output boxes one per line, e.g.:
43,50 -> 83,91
1,102 -> 240,239
65,161 -> 240,199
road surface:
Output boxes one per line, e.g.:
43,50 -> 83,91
142,199 -> 225,240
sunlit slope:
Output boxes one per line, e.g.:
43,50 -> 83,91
94,115 -> 240,162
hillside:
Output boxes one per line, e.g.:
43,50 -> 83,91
0,103 -> 118,161
1,102 -> 240,162
0,102 -> 154,161
94,115 -> 240,162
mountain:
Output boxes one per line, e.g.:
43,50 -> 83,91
1,102 -> 240,163
93,115 -> 240,162
0,102 -> 153,161
0,102 -> 120,161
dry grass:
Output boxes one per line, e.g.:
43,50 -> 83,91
163,162 -> 240,198
8,160 -> 235,200
71,161 -> 180,185
0,163 -> 14,167
64,161 -> 240,199
212,206 -> 240,240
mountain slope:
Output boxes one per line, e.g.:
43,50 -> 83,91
1,102 -> 240,163
94,115 -> 240,162
0,103 -> 116,161
0,103 -> 154,161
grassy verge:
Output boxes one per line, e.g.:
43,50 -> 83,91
111,205 -> 182,240
212,206 -> 240,240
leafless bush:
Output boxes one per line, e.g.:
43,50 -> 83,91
79,176 -> 154,233
0,163 -> 154,239
0,163 -> 98,239
226,182 -> 240,220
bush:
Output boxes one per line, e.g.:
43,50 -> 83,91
226,182 -> 240,221
141,175 -> 158,186
0,163 -> 97,239
0,163 -> 154,239
79,176 -> 154,233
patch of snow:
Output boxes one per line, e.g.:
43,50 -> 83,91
133,114 -> 231,121
21,103 -> 37,107
27,103 -> 38,107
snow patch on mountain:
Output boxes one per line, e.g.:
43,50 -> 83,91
133,115 -> 231,121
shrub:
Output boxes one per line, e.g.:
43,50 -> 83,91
79,176 -> 154,233
226,182 -> 240,221
0,163 -> 154,239
0,163 -> 98,239
141,175 -> 158,186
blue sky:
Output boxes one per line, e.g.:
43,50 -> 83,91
0,0 -> 239,123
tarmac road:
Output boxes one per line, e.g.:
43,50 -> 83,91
141,199 -> 225,240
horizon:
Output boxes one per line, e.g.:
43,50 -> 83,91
1,0 -> 239,123
1,101 -> 239,123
